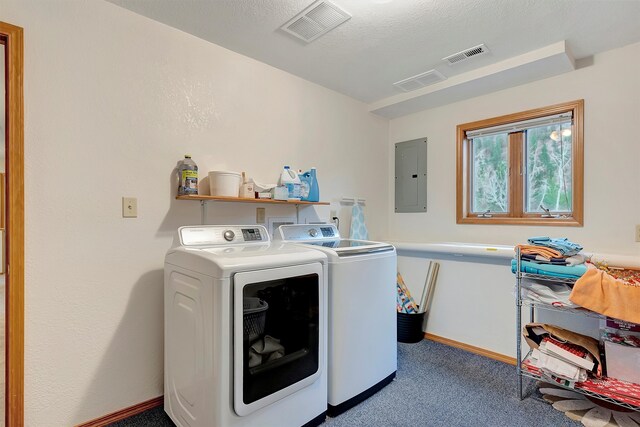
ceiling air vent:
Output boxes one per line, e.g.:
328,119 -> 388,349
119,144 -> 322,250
280,0 -> 351,43
393,69 -> 446,92
442,44 -> 490,65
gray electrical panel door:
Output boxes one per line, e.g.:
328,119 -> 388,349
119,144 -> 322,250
395,138 -> 427,213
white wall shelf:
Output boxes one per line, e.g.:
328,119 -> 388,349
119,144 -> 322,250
176,195 -> 329,224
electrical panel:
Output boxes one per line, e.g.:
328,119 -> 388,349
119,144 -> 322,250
395,138 -> 427,213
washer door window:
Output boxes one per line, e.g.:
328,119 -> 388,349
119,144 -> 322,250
233,263 -> 323,416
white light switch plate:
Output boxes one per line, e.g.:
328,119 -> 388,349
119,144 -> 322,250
122,197 -> 138,218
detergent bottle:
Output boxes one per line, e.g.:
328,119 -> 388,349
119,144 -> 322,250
300,167 -> 319,202
278,166 -> 301,199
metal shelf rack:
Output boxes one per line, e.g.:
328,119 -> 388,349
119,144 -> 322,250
514,249 -> 640,412
520,354 -> 640,411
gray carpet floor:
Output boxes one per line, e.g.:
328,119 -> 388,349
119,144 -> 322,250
110,340 -> 579,426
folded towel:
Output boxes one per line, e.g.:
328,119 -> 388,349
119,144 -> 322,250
527,237 -> 583,256
515,244 -> 564,260
511,259 -> 588,279
521,254 -> 567,265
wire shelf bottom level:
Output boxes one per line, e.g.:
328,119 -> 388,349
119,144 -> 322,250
519,367 -> 640,412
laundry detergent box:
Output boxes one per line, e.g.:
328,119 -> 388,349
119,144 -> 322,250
601,318 -> 640,385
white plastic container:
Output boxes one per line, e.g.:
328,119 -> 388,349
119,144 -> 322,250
278,166 -> 301,199
239,172 -> 255,198
209,171 -> 242,197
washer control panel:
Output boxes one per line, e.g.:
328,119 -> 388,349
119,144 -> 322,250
275,224 -> 340,241
320,227 -> 335,237
178,225 -> 268,246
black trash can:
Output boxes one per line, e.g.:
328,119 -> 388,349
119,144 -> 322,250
397,311 -> 426,343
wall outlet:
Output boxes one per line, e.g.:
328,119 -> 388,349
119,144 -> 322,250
256,207 -> 265,224
636,224 -> 640,242
122,197 -> 137,218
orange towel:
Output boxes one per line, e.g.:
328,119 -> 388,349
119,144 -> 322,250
515,244 -> 563,260
569,264 -> 640,324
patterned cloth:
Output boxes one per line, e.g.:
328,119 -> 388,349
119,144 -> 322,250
349,204 -> 369,240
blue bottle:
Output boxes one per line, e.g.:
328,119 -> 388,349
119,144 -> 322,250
300,167 -> 319,202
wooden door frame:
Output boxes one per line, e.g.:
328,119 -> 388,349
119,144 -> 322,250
0,21 -> 24,427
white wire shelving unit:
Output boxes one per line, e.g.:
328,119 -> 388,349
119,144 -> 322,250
515,250 -> 640,412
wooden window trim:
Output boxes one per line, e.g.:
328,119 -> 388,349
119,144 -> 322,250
456,100 -> 584,226
1,21 -> 25,427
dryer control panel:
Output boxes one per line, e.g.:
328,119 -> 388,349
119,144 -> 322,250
177,225 -> 269,246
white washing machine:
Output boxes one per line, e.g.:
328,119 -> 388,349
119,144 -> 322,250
274,224 -> 397,416
164,225 -> 328,427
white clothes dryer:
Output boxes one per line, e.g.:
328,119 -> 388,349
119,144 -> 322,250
274,224 -> 397,416
164,225 -> 328,427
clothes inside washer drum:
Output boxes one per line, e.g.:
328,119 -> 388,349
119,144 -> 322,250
248,335 -> 285,368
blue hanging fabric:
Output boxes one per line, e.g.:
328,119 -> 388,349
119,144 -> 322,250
349,203 -> 369,240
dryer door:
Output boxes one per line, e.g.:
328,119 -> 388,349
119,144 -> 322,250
233,262 -> 324,416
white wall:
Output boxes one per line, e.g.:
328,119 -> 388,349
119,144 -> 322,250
0,1 -> 389,425
388,43 -> 640,357
387,41 -> 640,254
397,251 -> 600,360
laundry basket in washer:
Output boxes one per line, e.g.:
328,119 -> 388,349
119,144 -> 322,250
243,297 -> 269,342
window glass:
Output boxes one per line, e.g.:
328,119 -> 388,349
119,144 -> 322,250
471,134 -> 508,213
525,122 -> 572,213
457,100 -> 583,225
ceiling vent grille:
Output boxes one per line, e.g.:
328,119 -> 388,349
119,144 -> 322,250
443,44 -> 490,65
280,0 -> 351,43
393,69 -> 446,92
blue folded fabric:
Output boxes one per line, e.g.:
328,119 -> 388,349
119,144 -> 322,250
527,236 -> 583,256
511,259 -> 587,279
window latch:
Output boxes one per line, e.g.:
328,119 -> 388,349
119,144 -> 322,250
478,210 -> 493,218
540,205 -> 559,218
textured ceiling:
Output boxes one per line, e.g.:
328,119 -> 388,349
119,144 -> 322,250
106,0 -> 640,104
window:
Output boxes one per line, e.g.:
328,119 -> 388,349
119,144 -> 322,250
456,100 -> 583,226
